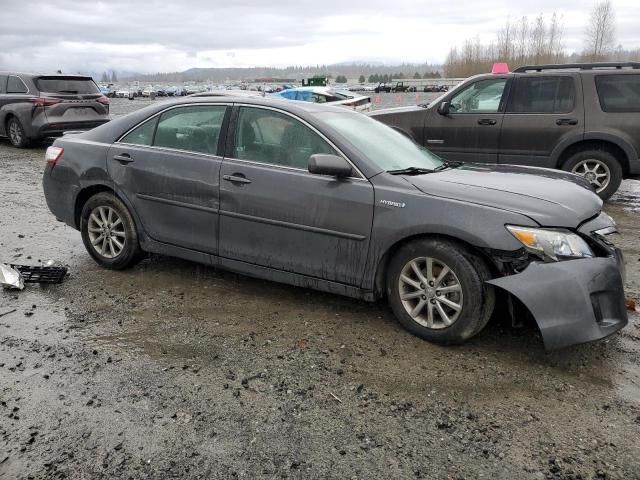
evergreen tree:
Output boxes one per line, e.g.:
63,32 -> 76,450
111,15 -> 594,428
413,72 -> 421,79
358,74 -> 365,83
100,71 -> 109,82
110,71 -> 118,83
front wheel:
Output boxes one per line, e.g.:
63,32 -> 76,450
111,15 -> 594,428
386,239 -> 495,345
561,149 -> 623,201
80,192 -> 144,270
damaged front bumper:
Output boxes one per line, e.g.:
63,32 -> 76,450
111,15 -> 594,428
488,253 -> 627,350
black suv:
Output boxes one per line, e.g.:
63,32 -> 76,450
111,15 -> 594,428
370,62 -> 640,200
0,72 -> 110,148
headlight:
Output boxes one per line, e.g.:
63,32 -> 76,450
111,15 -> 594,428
506,226 -> 594,262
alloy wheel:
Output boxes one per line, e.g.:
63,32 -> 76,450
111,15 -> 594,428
398,257 -> 464,329
9,121 -> 22,145
87,206 -> 126,259
571,159 -> 611,193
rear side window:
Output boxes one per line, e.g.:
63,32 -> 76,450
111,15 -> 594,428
507,76 -> 575,113
595,75 -> 640,112
0,75 -> 7,93
35,77 -> 99,94
7,76 -> 28,94
120,118 -> 158,146
153,105 -> 226,155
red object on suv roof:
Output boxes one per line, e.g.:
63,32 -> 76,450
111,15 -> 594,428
491,63 -> 510,74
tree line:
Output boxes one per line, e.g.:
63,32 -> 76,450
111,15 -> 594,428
444,1 -> 639,78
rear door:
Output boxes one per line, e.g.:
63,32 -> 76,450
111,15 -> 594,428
424,77 -> 509,163
108,104 -> 229,254
499,74 -> 583,167
0,75 -> 8,135
218,105 -> 374,285
33,76 -> 109,125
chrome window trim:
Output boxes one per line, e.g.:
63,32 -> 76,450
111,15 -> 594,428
114,142 -> 224,160
231,103 -> 367,180
221,156 -> 368,183
115,102 -> 232,145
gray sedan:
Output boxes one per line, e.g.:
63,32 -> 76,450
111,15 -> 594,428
42,97 -> 627,349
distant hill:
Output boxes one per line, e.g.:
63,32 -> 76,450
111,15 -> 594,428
122,62 -> 442,83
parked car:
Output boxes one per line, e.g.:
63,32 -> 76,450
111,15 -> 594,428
272,87 -> 371,112
375,82 -> 392,93
392,81 -> 417,93
42,96 -> 627,349
370,62 -> 640,200
0,72 -> 110,148
141,85 -> 155,97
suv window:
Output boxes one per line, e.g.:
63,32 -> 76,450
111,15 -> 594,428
449,78 -> 507,113
35,76 -> 100,95
233,107 -> 336,169
595,74 -> 640,112
120,118 -> 158,146
7,76 -> 28,94
507,76 -> 575,113
0,75 -> 7,94
153,105 -> 226,155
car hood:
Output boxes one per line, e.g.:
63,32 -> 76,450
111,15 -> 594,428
404,163 -> 602,228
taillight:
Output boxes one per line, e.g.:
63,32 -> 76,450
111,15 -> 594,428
45,146 -> 64,165
30,97 -> 63,107
96,95 -> 110,105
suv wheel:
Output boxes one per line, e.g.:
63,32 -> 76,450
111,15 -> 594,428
7,117 -> 30,148
562,149 -> 622,201
386,238 -> 495,345
80,192 -> 144,270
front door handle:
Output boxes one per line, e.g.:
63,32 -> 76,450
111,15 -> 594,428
223,174 -> 252,184
556,118 -> 578,126
113,153 -> 134,164
477,119 -> 497,126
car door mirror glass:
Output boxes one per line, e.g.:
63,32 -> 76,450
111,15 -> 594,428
308,154 -> 352,177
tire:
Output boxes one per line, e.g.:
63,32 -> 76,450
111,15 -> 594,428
386,238 -> 495,345
561,149 -> 623,201
80,192 -> 144,270
6,117 -> 31,148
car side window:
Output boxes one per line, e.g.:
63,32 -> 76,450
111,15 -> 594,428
233,107 -> 337,169
7,76 -> 28,94
120,118 -> 158,146
448,78 -> 507,113
0,75 -> 7,94
507,76 -> 575,113
595,74 -> 640,112
153,105 -> 226,155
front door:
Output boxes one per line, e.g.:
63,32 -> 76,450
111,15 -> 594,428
219,106 -> 374,286
499,74 -> 584,167
108,104 -> 229,254
424,77 -> 510,163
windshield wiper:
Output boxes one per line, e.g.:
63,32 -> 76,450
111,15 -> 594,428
434,160 -> 464,171
387,166 -> 436,175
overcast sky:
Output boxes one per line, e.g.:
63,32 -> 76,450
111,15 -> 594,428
1,0 -> 639,74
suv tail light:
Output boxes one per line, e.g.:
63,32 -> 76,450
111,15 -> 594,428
96,95 -> 110,105
30,96 -> 63,107
45,146 -> 64,165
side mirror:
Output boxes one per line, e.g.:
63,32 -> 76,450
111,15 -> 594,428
308,154 -> 352,178
437,101 -> 450,115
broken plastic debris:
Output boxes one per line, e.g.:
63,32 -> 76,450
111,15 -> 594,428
0,263 -> 25,290
10,264 -> 68,284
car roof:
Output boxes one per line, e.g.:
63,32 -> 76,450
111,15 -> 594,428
0,71 -> 93,79
172,95 -> 356,114
277,86 -> 339,94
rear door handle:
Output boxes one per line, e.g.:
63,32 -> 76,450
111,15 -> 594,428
477,119 -> 497,126
223,174 -> 252,184
113,153 -> 134,164
556,118 -> 578,126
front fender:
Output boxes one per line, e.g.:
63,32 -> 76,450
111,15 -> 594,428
488,257 -> 627,350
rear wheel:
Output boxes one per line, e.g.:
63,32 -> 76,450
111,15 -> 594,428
386,238 -> 495,345
7,117 -> 30,148
80,192 -> 144,270
561,149 -> 623,201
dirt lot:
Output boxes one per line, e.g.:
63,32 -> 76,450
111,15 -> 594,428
1,98 -> 639,479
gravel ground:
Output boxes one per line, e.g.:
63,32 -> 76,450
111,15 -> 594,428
0,97 -> 639,479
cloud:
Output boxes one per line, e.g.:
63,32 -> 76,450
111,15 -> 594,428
0,0 -> 638,73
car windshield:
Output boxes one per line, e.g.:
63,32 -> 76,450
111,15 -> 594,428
319,112 -> 444,171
